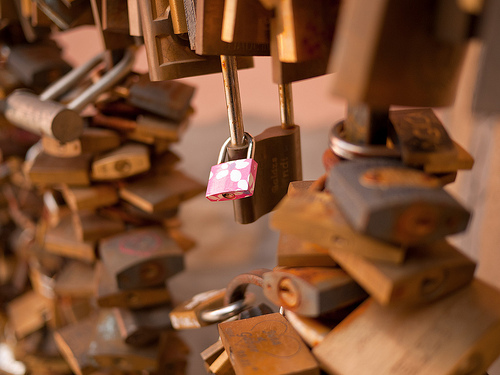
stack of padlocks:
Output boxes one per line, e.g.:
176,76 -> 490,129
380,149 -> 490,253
169,0 -> 500,374
0,18 -> 206,372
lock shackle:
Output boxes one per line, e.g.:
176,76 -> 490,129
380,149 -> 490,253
198,268 -> 270,323
39,48 -> 136,112
217,132 -> 254,164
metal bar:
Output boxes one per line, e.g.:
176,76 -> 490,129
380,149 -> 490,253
279,83 -> 294,129
220,55 -> 245,147
67,48 -> 135,112
40,51 -> 105,102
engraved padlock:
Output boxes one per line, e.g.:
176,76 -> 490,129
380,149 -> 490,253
206,133 -> 258,202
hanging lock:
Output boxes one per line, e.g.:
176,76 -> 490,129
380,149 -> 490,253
206,133 -> 258,201
3,48 -> 135,143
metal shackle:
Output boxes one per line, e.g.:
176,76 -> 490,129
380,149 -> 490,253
217,132 -> 255,164
199,268 -> 270,323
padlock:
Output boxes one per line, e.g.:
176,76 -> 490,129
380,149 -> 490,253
169,0 -> 188,34
113,304 -> 172,347
6,41 -> 72,91
221,0 -> 271,45
263,267 -> 367,317
86,309 -> 158,372
208,349 -> 236,375
119,169 -> 205,212
36,0 -> 94,29
28,151 -> 92,187
326,158 -> 471,246
4,48 -> 135,142
126,73 -> 196,122
271,0 -> 339,63
218,312 -> 320,375
52,260 -> 96,299
102,0 -> 130,34
44,213 -> 96,263
126,114 -> 190,144
206,133 -> 258,201
6,290 -> 51,339
41,136 -> 82,158
329,0 -> 469,108
330,240 -> 476,306
60,184 -> 119,212
99,226 -> 184,290
231,83 -> 302,223
472,0 -> 500,114
270,184 -> 406,264
270,17 -> 330,84
71,210 -> 125,242
277,232 -> 336,268
95,261 -> 171,310
313,280 -> 500,375
127,0 -> 142,36
90,0 -> 135,51
90,143 -> 151,181
138,1 -> 253,81
157,331 -> 190,375
53,313 -> 99,375
79,127 -> 121,155
169,288 -> 227,329
195,0 -> 270,56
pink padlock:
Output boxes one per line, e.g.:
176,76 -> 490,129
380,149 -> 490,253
206,133 -> 258,201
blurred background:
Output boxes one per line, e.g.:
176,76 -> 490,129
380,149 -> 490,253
52,27 -> 500,374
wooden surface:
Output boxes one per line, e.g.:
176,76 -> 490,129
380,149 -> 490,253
314,279 -> 500,375
219,312 -> 319,375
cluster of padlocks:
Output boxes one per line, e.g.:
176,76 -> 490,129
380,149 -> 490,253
0,0 -> 500,374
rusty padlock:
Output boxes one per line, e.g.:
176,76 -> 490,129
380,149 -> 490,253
206,133 -> 258,201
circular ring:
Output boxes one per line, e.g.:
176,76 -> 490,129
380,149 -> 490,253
329,121 -> 401,160
200,292 -> 255,323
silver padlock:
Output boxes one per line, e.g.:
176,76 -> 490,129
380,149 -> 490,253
3,48 -> 135,143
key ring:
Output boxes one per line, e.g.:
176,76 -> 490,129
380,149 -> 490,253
329,121 -> 401,160
199,268 -> 271,323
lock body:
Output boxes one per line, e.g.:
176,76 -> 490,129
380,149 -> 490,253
231,125 -> 302,223
206,158 -> 258,201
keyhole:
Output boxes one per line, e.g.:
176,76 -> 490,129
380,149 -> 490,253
222,193 -> 235,199
278,277 -> 300,308
140,263 -> 161,282
115,160 -> 131,173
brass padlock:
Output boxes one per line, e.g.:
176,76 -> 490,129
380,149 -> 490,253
330,240 -> 476,306
90,0 -> 134,51
138,1 -> 253,80
218,313 -> 320,375
95,261 -> 171,310
263,267 -> 367,317
6,41 -> 72,91
231,84 -> 302,223
313,280 -> 500,375
60,184 -> 119,212
99,226 -> 184,290
196,0 -> 270,56
329,0 -> 469,108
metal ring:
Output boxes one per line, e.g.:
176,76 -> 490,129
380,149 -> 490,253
329,121 -> 401,160
200,292 -> 255,323
217,132 -> 254,164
